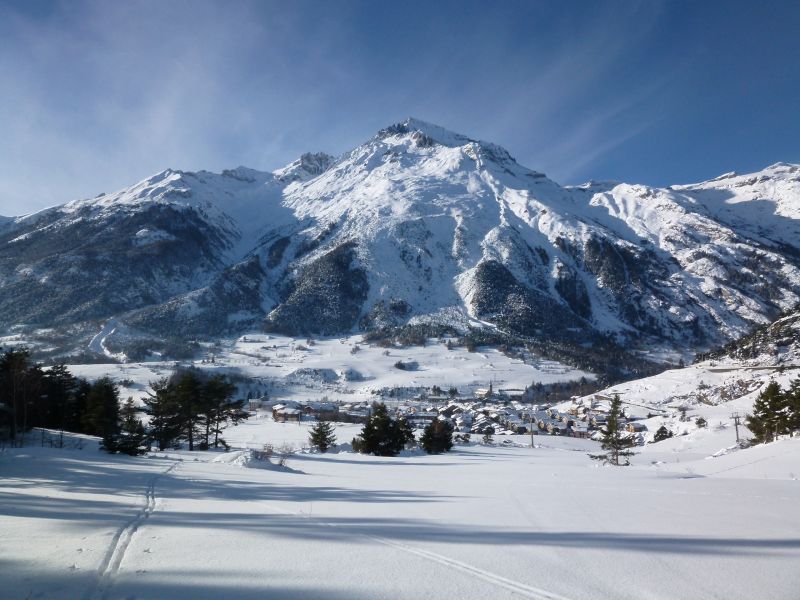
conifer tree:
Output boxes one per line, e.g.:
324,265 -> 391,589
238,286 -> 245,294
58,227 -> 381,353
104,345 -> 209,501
173,371 -> 203,450
203,375 -> 247,449
104,398 -> 147,455
590,395 -> 636,466
746,380 -> 789,443
309,420 -> 337,453
352,403 -> 414,456
0,348 -> 35,441
142,378 -> 182,450
84,377 -> 120,441
41,363 -> 78,431
482,426 -> 495,445
420,418 -> 454,454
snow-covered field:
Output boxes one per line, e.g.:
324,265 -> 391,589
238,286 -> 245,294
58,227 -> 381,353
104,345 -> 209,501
2,417 -> 799,600
65,333 -> 593,405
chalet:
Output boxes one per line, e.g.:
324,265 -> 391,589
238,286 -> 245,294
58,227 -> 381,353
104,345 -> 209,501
439,405 -> 461,419
273,407 -> 302,423
569,423 -> 591,439
626,422 -> 647,433
546,422 -> 569,435
590,414 -> 607,428
303,401 -> 339,421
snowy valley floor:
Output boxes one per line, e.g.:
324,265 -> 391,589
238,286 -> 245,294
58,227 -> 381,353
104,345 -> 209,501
2,423 -> 799,600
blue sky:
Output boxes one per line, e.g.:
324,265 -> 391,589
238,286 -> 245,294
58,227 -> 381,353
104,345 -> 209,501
1,0 -> 798,215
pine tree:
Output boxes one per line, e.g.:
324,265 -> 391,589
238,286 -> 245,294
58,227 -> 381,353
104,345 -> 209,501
352,403 -> 414,456
309,420 -> 337,453
202,375 -> 247,449
41,363 -> 78,431
0,348 -> 35,442
65,379 -> 92,435
420,418 -> 454,454
84,377 -> 120,442
105,398 -> 147,455
590,395 -> 637,466
482,426 -> 495,445
746,380 -> 790,444
173,371 -> 203,450
142,378 -> 182,450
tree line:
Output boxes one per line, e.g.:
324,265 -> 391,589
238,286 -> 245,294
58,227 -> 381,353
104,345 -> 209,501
0,349 -> 247,454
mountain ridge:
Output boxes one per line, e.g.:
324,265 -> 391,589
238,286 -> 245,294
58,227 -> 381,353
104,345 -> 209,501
2,118 -> 799,372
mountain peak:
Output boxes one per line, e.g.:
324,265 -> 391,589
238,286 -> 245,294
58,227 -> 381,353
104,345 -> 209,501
375,118 -> 520,169
377,117 -> 473,148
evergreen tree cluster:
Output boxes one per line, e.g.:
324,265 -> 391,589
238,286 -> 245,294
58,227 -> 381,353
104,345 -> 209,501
352,403 -> 415,456
143,369 -> 248,451
0,348 -> 247,455
746,378 -> 800,444
0,349 -> 118,444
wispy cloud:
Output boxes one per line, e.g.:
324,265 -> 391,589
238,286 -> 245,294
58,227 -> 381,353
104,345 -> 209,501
0,0 -> 796,214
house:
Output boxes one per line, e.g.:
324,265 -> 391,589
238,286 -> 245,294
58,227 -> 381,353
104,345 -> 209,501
272,403 -> 303,423
303,401 -> 339,421
569,423 -> 591,438
546,421 -> 569,435
626,422 -> 647,433
590,414 -> 607,428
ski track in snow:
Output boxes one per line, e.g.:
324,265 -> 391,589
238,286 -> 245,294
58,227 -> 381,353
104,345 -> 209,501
368,535 -> 572,600
264,502 -> 572,600
84,460 -> 180,600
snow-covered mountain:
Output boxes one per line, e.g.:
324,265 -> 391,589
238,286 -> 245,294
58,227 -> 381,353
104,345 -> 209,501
700,307 -> 800,366
2,118 -> 800,366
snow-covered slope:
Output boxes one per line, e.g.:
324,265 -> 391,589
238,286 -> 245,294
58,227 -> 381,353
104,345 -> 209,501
2,118 -> 800,368
560,304 -> 800,468
3,428 -> 799,600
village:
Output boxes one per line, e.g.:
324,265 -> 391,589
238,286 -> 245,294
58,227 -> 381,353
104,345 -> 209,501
257,384 -> 650,444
